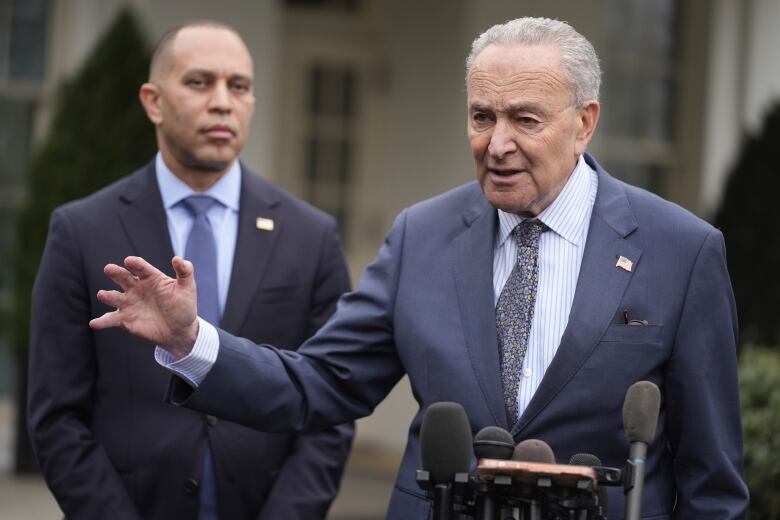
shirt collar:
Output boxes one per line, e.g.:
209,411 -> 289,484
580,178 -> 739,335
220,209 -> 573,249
155,152 -> 241,212
497,154 -> 593,248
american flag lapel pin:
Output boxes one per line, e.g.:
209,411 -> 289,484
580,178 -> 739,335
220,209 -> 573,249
256,217 -> 274,231
616,255 -> 633,272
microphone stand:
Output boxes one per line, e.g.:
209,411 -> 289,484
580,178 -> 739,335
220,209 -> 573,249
432,483 -> 454,520
624,442 -> 647,520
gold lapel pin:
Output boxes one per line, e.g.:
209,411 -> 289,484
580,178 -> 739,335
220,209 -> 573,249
256,217 -> 274,231
616,255 -> 633,272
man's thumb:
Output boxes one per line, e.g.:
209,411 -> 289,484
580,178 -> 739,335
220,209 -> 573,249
172,256 -> 194,283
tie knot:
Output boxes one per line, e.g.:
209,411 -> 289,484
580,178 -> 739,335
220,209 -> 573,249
182,195 -> 217,217
511,219 -> 547,245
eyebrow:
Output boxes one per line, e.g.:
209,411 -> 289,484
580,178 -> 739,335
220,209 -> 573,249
182,69 -> 253,83
469,101 -> 549,117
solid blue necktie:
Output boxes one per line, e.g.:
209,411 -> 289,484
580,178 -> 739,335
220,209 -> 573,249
182,195 -> 219,520
496,219 -> 547,427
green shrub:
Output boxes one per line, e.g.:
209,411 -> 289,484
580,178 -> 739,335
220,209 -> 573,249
739,346 -> 780,519
715,103 -> 780,346
6,6 -> 156,472
9,7 -> 155,359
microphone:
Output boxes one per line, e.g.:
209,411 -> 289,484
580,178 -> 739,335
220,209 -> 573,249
570,453 -> 609,517
473,426 -> 514,519
473,426 -> 515,460
511,439 -> 555,519
622,381 -> 661,520
420,402 -> 473,520
512,438 -> 556,463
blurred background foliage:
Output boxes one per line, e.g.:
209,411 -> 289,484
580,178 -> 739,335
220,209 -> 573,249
7,7 -> 155,472
715,101 -> 780,518
738,346 -> 780,519
715,102 -> 780,346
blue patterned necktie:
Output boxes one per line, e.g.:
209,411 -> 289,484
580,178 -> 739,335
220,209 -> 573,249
496,219 -> 548,427
182,195 -> 219,520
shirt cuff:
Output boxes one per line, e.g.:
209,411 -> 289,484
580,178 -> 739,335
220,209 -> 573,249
154,317 -> 219,387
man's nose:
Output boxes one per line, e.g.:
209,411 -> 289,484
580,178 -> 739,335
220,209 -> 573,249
208,82 -> 232,113
487,119 -> 517,158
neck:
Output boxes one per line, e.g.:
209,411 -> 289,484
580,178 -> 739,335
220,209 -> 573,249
160,149 -> 232,192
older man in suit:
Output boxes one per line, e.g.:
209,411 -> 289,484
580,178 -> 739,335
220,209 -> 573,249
91,17 -> 749,519
28,21 -> 353,520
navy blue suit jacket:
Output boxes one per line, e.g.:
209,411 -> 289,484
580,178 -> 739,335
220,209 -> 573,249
28,161 -> 354,519
172,155 -> 748,519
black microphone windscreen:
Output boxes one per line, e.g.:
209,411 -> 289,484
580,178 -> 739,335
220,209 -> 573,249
622,381 -> 661,445
569,453 -> 608,512
569,453 -> 601,466
420,402 -> 473,484
473,426 -> 515,460
511,438 -> 555,463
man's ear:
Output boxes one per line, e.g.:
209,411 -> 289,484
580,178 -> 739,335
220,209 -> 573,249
139,82 -> 163,125
574,100 -> 600,155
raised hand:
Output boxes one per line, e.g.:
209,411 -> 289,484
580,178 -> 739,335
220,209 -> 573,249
90,256 -> 199,359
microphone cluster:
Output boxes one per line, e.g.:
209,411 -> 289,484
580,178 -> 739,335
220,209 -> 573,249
416,381 -> 660,520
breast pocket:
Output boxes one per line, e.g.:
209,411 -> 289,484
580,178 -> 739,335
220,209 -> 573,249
589,324 -> 667,379
255,281 -> 304,303
600,323 -> 664,344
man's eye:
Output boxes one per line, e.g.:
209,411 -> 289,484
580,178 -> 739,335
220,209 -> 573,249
472,112 -> 491,123
186,78 -> 207,88
231,83 -> 250,93
516,116 -> 540,126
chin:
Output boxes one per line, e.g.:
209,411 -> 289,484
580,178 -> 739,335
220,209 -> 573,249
194,151 -> 238,171
484,189 -> 532,215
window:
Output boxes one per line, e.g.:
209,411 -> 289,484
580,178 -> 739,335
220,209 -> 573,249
597,0 -> 679,193
0,0 -> 50,82
302,63 -> 357,237
0,0 -> 50,372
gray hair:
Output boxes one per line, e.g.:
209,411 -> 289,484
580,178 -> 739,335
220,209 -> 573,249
465,17 -> 601,105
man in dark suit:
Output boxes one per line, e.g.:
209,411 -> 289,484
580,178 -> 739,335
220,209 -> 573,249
91,17 -> 749,518
28,21 -> 353,519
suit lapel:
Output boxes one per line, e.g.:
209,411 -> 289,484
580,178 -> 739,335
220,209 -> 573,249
515,158 -> 642,436
220,167 -> 281,334
451,188 -> 509,429
118,163 -> 176,277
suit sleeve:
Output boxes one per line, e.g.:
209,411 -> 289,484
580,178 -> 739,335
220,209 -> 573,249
258,219 -> 355,519
169,211 -> 409,434
665,229 -> 749,518
27,209 -> 142,520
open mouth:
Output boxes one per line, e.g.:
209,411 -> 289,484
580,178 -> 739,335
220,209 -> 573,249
489,168 -> 523,176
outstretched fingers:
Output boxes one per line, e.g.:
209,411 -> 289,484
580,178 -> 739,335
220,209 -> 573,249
103,263 -> 138,291
96,289 -> 124,309
89,310 -> 121,330
124,255 -> 165,280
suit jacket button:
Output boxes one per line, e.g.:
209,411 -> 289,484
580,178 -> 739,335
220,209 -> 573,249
184,478 -> 199,495
205,415 -> 218,426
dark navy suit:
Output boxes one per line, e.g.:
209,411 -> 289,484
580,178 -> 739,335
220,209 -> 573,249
173,154 -> 748,519
28,161 -> 354,519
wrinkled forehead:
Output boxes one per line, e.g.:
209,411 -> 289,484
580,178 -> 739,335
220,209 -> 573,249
467,44 -> 570,108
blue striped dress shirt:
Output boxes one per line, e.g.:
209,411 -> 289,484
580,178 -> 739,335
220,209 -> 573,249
493,154 -> 597,417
